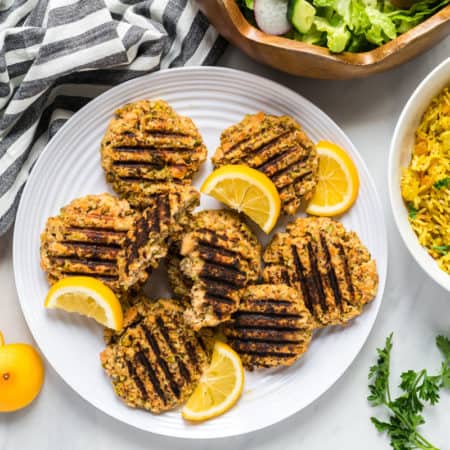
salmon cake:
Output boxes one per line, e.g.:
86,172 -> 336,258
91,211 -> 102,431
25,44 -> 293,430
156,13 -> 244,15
179,210 -> 262,330
166,240 -> 192,300
40,194 -> 136,293
100,298 -> 213,413
212,112 -> 318,215
263,217 -> 378,328
40,189 -> 199,296
101,99 -> 207,209
223,284 -> 313,370
119,186 -> 199,289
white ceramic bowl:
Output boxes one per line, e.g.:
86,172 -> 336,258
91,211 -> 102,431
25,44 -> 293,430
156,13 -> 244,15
389,57 -> 450,292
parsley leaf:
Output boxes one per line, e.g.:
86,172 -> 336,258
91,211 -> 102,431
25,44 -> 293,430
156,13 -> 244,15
368,333 -> 393,406
437,335 -> 450,361
437,336 -> 450,390
368,334 -> 450,450
433,178 -> 450,190
432,246 -> 450,255
418,374 -> 441,405
408,203 -> 418,219
440,363 -> 450,390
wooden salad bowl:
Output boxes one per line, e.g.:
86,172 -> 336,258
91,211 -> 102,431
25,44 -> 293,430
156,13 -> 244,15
197,0 -> 450,79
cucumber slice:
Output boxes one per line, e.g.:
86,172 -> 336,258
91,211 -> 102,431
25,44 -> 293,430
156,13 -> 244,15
288,0 -> 316,34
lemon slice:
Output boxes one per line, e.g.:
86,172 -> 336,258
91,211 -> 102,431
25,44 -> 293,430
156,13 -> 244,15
182,341 -> 244,422
44,277 -> 123,330
201,165 -> 281,233
306,140 -> 359,216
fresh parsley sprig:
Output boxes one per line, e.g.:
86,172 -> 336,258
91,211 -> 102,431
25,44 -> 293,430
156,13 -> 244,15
368,333 -> 450,450
408,203 -> 419,219
433,178 -> 450,190
432,245 -> 450,255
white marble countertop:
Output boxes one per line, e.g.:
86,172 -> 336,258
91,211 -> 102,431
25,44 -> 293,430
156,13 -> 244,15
1,42 -> 450,450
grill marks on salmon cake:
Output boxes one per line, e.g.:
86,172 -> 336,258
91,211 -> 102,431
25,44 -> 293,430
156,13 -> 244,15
100,298 -> 213,413
179,210 -> 262,330
212,112 -> 319,215
40,194 -> 134,292
223,284 -> 313,370
101,99 -> 207,209
40,190 -> 199,297
166,240 -> 193,300
120,186 -> 199,288
263,217 -> 378,327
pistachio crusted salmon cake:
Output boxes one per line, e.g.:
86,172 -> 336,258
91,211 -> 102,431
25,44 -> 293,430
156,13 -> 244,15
120,186 -> 200,288
101,99 -> 207,209
179,209 -> 262,330
223,284 -> 313,370
212,112 -> 318,215
263,217 -> 378,328
40,189 -> 199,298
40,194 -> 135,293
166,240 -> 192,300
100,298 -> 214,413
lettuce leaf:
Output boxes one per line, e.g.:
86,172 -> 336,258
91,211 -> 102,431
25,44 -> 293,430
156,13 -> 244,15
301,0 -> 450,52
238,0 -> 450,52
313,16 -> 351,52
365,6 -> 397,45
389,0 -> 450,32
237,0 -> 254,9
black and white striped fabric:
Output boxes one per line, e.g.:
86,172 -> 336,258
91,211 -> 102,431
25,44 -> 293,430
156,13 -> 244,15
0,0 -> 225,235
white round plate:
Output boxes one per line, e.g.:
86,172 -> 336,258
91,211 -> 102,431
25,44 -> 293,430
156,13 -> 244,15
14,67 -> 387,439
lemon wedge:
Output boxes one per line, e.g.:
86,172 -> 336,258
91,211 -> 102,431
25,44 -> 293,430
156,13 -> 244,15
44,277 -> 123,330
182,341 -> 244,422
306,140 -> 359,216
201,165 -> 281,233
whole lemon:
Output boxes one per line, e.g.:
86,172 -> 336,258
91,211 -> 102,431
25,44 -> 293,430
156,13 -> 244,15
0,331 -> 45,412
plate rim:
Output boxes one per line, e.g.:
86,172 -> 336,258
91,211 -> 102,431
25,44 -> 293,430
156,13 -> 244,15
13,66 -> 387,439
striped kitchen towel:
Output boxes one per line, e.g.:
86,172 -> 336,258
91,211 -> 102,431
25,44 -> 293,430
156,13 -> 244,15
0,0 -> 225,236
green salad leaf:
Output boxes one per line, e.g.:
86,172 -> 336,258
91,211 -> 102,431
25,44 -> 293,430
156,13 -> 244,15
389,0 -> 450,33
365,6 -> 397,45
237,0 -> 257,24
237,0 -> 254,8
238,0 -> 450,53
308,0 -> 450,52
313,16 -> 351,52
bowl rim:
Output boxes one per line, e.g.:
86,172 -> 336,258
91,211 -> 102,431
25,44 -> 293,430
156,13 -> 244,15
223,0 -> 450,66
388,57 -> 450,292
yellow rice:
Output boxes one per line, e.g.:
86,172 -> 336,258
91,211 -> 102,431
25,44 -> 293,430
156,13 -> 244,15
401,87 -> 450,275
